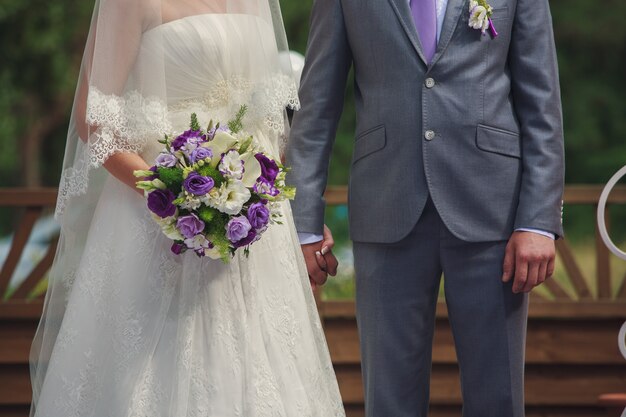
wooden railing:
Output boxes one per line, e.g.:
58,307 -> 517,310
325,184 -> 626,302
2,185 -> 626,304
0,189 -> 58,311
1,186 -> 625,417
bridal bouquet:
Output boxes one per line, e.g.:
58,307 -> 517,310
134,107 -> 295,261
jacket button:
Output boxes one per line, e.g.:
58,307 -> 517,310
425,78 -> 436,88
425,130 -> 436,141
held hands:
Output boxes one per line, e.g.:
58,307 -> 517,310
301,225 -> 339,290
502,231 -> 556,293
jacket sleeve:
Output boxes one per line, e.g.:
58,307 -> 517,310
285,0 -> 352,235
508,0 -> 565,237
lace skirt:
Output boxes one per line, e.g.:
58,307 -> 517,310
31,176 -> 345,417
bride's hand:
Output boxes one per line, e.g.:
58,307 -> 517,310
102,153 -> 150,196
315,225 -> 339,277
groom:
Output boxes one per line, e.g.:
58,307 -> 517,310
287,0 -> 564,416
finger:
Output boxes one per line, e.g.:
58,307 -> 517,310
502,244 -> 515,282
310,278 -> 317,291
321,225 -> 335,254
315,250 -> 328,272
513,254 -> 528,293
536,261 -> 548,285
325,253 -> 339,276
546,257 -> 555,279
522,261 -> 539,293
306,259 -> 327,285
311,269 -> 328,286
304,253 -> 325,282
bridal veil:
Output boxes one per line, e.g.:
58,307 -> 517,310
28,1 -> 326,416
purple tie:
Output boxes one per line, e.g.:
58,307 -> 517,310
410,0 -> 437,62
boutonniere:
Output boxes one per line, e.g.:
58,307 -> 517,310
468,0 -> 499,38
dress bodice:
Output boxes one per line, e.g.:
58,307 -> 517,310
130,14 -> 298,160
137,14 -> 280,106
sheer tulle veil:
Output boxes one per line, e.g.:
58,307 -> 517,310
30,1 -> 303,415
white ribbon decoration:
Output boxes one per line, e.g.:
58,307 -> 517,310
597,165 -> 626,260
619,321 -> 626,362
596,167 -> 626,410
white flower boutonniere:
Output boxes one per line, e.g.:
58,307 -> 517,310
469,0 -> 499,38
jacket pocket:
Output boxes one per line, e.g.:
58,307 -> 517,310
490,6 -> 509,20
476,124 -> 521,158
353,125 -> 386,163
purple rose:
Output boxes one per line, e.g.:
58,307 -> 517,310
155,153 -> 178,168
226,216 -> 252,243
172,129 -> 205,150
183,172 -> 215,195
171,242 -> 185,255
190,147 -> 213,164
247,202 -> 270,230
255,153 -> 280,182
253,178 -> 279,197
176,213 -> 206,239
233,229 -> 258,248
147,189 -> 177,218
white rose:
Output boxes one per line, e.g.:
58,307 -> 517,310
179,195 -> 202,210
469,5 -> 489,32
219,150 -> 245,180
152,214 -> 184,240
184,234 -> 211,251
208,131 -> 238,167
207,180 -> 251,215
203,245 -> 223,260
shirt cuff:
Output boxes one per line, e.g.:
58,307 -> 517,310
515,228 -> 555,240
298,232 -> 324,245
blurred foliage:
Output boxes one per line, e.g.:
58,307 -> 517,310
0,0 -> 92,186
0,0 -> 625,237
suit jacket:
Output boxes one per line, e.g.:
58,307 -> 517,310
286,0 -> 565,243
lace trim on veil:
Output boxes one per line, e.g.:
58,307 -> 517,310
55,88 -> 171,218
55,75 -> 300,218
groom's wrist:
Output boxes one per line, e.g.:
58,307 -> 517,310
298,232 -> 324,245
515,228 -> 555,240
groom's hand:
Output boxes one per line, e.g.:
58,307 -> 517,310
502,231 -> 556,293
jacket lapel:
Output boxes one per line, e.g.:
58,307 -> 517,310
387,0 -> 428,65
430,0 -> 467,67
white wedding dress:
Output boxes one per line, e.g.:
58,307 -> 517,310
31,13 -> 345,417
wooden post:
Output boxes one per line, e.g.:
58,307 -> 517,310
556,239 -> 593,300
596,205 -> 612,299
0,207 -> 42,298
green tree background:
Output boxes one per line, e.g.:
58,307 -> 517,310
1,0 -> 625,241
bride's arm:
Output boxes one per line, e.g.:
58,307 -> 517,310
74,0 -> 154,195
103,154 -> 151,193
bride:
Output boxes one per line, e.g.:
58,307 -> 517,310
29,0 -> 346,416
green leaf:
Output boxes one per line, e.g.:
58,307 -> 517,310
238,136 -> 254,154
190,113 -> 201,131
227,105 -> 248,133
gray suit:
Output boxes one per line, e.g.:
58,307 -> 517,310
286,0 -> 565,415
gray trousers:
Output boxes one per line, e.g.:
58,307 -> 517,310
353,198 -> 529,417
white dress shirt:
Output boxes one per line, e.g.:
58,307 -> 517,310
297,0 -> 555,244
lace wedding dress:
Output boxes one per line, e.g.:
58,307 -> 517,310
30,10 -> 346,417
